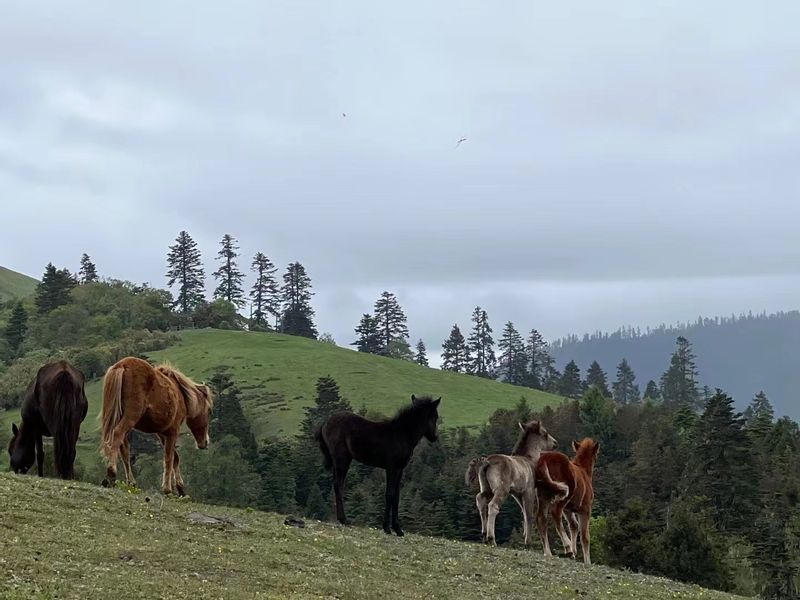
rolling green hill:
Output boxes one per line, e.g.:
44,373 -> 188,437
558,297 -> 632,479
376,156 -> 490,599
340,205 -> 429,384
0,473 -> 745,600
1,328 -> 563,444
0,265 -> 37,301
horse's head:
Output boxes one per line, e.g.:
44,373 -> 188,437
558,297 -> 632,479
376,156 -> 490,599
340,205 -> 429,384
571,438 -> 600,475
186,384 -> 214,450
411,394 -> 441,442
8,423 -> 34,475
514,420 -> 558,456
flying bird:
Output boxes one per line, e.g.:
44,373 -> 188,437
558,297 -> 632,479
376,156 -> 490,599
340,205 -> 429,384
455,137 -> 467,148
342,112 -> 347,118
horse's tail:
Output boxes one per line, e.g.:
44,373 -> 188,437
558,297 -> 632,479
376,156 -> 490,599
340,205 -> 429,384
537,461 -> 569,500
100,363 -> 125,463
465,456 -> 487,487
52,370 -> 81,479
314,426 -> 333,471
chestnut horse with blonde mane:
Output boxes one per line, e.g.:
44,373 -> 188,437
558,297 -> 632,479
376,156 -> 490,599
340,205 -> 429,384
100,357 -> 213,495
535,438 -> 600,564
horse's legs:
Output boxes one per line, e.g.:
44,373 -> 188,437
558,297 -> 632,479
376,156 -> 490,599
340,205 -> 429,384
520,491 -> 536,546
332,456 -> 351,525
536,497 -> 552,556
390,468 -> 404,536
35,434 -> 44,477
102,422 -> 131,487
567,511 -> 580,556
173,449 -> 186,496
486,486 -> 509,546
119,438 -> 137,486
160,431 -> 178,495
551,502 -> 573,558
476,491 -> 492,542
577,512 -> 591,565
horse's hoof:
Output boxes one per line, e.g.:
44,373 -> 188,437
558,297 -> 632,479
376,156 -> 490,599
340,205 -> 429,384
176,484 -> 186,497
101,478 -> 113,488
393,528 -> 405,537
383,527 -> 393,535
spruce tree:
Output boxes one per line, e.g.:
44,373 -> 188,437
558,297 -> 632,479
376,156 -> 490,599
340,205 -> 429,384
212,234 -> 246,309
690,389 -> 758,534
441,325 -> 469,373
497,322 -> 527,385
208,369 -> 257,464
35,263 -> 76,314
4,302 -> 28,357
559,360 -> 583,399
372,292 -> 410,359
249,252 -> 280,330
299,376 -> 352,438
643,380 -> 660,402
585,360 -> 611,397
660,336 -> 700,409
525,329 -> 550,389
352,314 -> 382,354
414,339 -> 429,367
467,307 -> 495,378
612,358 -> 640,405
280,262 -> 317,339
165,230 -> 206,313
78,253 -> 98,284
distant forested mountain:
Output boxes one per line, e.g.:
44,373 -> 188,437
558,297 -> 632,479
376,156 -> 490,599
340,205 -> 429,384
550,311 -> 800,418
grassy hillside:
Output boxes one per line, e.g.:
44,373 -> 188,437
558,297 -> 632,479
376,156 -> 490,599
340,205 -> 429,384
0,265 -> 37,301
0,474 -> 746,600
1,328 -> 562,445
146,328 -> 562,439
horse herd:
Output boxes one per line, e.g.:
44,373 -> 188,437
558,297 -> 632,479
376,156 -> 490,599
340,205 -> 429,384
8,358 -> 599,564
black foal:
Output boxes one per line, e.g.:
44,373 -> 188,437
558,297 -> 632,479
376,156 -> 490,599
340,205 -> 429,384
316,395 -> 441,536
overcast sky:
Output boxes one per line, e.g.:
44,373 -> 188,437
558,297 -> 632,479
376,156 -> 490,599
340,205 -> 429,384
2,2 -> 800,359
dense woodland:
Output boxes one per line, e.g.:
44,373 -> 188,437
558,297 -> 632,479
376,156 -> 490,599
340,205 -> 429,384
1,231 -> 800,598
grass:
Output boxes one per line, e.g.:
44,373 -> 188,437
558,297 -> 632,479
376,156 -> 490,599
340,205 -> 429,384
0,265 -> 37,302
0,473 -> 748,600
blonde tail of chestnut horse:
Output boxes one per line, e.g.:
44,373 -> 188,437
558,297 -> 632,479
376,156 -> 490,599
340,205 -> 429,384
100,364 -> 125,461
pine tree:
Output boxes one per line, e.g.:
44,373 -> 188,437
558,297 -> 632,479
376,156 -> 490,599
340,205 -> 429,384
352,314 -> 382,354
441,325 -> 469,373
4,302 -> 28,356
643,380 -> 660,402
212,234 -> 246,309
690,389 -> 758,534
467,307 -> 495,378
612,358 -> 640,405
414,339 -> 429,367
372,292 -> 410,359
660,336 -> 700,409
35,263 -> 77,314
208,369 -> 257,464
165,230 -> 206,313
498,322 -> 527,385
585,360 -> 611,397
78,253 -> 98,284
249,252 -> 280,330
280,262 -> 317,339
525,329 -> 550,389
559,360 -> 583,399
299,376 -> 353,438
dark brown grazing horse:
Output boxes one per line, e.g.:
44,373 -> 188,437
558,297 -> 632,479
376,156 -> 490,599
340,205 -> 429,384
535,438 -> 600,564
316,395 -> 441,536
100,357 -> 213,495
8,361 -> 88,479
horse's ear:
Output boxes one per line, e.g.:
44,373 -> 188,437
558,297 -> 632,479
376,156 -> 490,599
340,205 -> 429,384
572,440 -> 580,453
530,420 -> 540,433
433,397 -> 441,407
518,421 -> 525,432
11,423 -> 18,436
592,441 -> 600,455
411,394 -> 418,405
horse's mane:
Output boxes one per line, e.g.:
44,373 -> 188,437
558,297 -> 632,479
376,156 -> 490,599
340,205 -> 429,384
387,396 -> 437,429
156,363 -> 214,417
